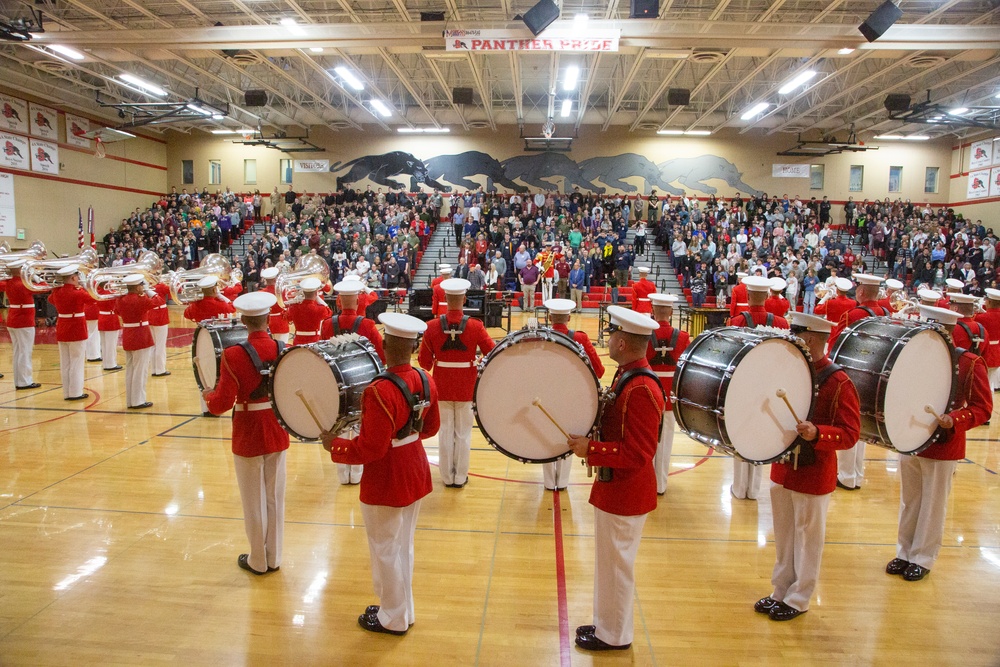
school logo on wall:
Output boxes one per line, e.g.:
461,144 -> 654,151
29,103 -> 58,140
0,132 -> 29,170
0,95 -> 28,133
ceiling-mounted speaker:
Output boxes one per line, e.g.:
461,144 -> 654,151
420,11 -> 445,21
667,88 -> 691,106
522,0 -> 560,37
630,0 -> 658,19
859,0 -> 903,43
452,87 -> 474,105
244,89 -> 268,107
883,93 -> 911,112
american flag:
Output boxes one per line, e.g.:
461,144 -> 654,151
77,207 -> 84,249
87,206 -> 95,248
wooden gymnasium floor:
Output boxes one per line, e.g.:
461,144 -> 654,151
1,308 -> 998,666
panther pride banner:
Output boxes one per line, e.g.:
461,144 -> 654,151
445,29 -> 620,52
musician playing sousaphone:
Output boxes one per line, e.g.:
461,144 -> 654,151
48,264 -> 96,401
814,277 -> 856,351
0,259 -> 40,389
878,278 -> 905,314
755,311 -> 860,622
287,277 -> 332,345
974,288 -> 1000,390
258,267 -> 290,344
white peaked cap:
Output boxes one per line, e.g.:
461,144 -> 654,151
439,264 -> 453,274
743,276 -> 771,292
300,277 -> 322,291
649,293 -> 679,306
379,312 -> 426,339
441,278 -> 471,295
334,280 -> 362,295
789,311 -> 833,333
835,277 -> 854,292
607,305 -> 659,335
234,291 -> 276,317
544,298 -> 576,315
56,263 -> 80,277
919,305 -> 959,325
948,293 -> 977,304
945,278 -> 964,290
345,274 -> 362,282
885,279 -> 904,290
917,288 -> 942,302
197,275 -> 219,288
123,273 -> 144,286
984,288 -> 1000,301
637,266 -> 651,274
736,271 -> 748,279
260,267 -> 279,280
853,273 -> 882,286
769,277 -> 787,292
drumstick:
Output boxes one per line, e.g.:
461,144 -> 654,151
775,388 -> 802,424
924,404 -> 942,421
296,389 -> 327,433
194,357 -> 208,386
532,398 -> 570,439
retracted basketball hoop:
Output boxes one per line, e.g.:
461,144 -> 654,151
80,127 -> 137,159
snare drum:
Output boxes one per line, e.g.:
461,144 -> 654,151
192,319 -> 249,390
473,328 -> 600,463
673,327 -> 815,463
830,317 -> 957,454
269,336 -> 385,441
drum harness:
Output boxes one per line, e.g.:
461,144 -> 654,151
238,339 -> 286,404
329,314 -> 364,337
649,329 -> 681,366
790,361 -> 842,469
738,311 -> 775,327
371,370 -> 432,444
594,367 -> 667,483
440,314 -> 470,352
956,321 -> 985,355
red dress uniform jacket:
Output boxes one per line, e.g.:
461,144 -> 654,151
728,305 -> 789,329
147,283 -> 170,327
631,278 -> 655,314
770,358 -> 860,495
329,364 -> 440,507
84,298 -> 100,323
936,295 -> 951,309
0,277 -> 37,328
845,301 -> 888,326
764,295 -> 790,317
877,296 -> 896,314
920,351 -> 991,461
358,290 -> 377,317
952,317 -> 989,356
287,298 -> 333,344
49,284 -> 94,342
258,285 -> 290,335
183,296 -> 236,323
646,322 -> 691,409
221,283 -> 242,301
113,292 -> 155,350
552,323 -> 605,379
206,330 -> 290,458
814,294 -> 855,325
586,358 -> 665,516
431,276 -> 447,317
974,309 -> 1000,367
418,310 -> 495,402
729,282 -> 749,317
97,293 -> 121,333
321,309 -> 386,363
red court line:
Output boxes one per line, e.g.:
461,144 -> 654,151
0,388 -> 101,434
551,490 -> 571,667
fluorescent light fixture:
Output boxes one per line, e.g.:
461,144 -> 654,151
838,48 -> 855,55
872,135 -> 930,141
657,129 -> 712,136
574,13 -> 589,23
334,66 -> 364,91
211,129 -> 237,134
397,127 -> 450,133
280,17 -> 306,36
186,103 -> 212,115
211,114 -> 224,120
563,65 -> 579,91
949,107 -> 969,115
778,70 -> 817,95
310,47 -> 324,53
560,99 -> 572,117
370,99 -> 392,117
995,92 -> 1000,98
740,102 -> 770,120
644,50 -> 690,59
109,128 -> 136,139
49,44 -> 85,60
657,130 -> 684,135
119,73 -> 167,97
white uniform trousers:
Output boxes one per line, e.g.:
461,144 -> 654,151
150,325 -> 169,375
593,507 -> 647,647
100,330 -> 119,369
989,366 -> 1000,391
233,450 -> 286,573
58,340 -> 86,399
837,441 -> 866,489
337,464 -> 363,484
732,459 -> 763,499
542,457 -> 572,490
438,401 -> 473,485
9,326 -> 35,387
85,320 -> 101,360
542,277 -> 554,301
653,410 -> 676,494
769,484 -> 831,612
125,347 -> 152,407
273,333 -> 290,344
897,456 -> 958,570
361,500 -> 421,632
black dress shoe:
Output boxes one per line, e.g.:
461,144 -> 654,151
768,601 -> 805,621
237,554 -> 266,575
575,634 -> 630,651
885,558 -> 910,575
366,605 -> 380,615
65,394 -> 90,401
128,402 -> 153,410
576,625 -> 595,637
87,358 -> 102,363
836,480 -> 860,491
152,372 -> 172,377
105,365 -> 123,371
358,612 -> 406,635
903,563 -> 930,581
754,596 -> 778,613
267,566 -> 280,573
15,383 -> 42,390
202,411 -> 219,418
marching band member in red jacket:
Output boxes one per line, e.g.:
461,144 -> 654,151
1,259 -> 39,388
48,264 -> 94,400
97,285 -> 123,372
630,266 -> 655,314
221,279 -> 243,302
343,274 -> 378,317
646,293 -> 690,495
878,278 -> 904,313
948,292 -> 989,356
542,298 -> 605,491
755,312 -> 860,622
419,278 -> 495,488
258,267 -> 289,344
728,271 -> 749,317
84,290 -> 102,362
183,275 -> 236,323
814,277 -> 855,350
936,278 -> 964,308
430,265 -> 452,317
287,277 -> 332,345
975,288 -> 1000,390
113,274 -> 156,409
885,306 -> 992,582
204,291 -> 289,576
764,277 -> 790,317
148,281 -> 171,377
567,306 -> 665,652
322,313 -> 440,636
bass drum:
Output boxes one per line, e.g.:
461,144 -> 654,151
269,335 -> 384,441
192,319 -> 248,390
830,317 -> 957,454
474,328 -> 600,464
673,327 -> 816,463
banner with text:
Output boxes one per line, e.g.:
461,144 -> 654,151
0,172 -> 15,237
772,163 -> 811,178
990,166 -> 1000,199
0,94 -> 28,133
294,159 -> 330,172
445,29 -> 620,52
30,138 -> 59,175
967,168 -> 991,199
969,139 -> 994,170
29,103 -> 58,140
65,113 -> 92,148
0,132 -> 30,170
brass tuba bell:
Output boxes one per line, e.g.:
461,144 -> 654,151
0,240 -> 47,280
275,254 -> 330,307
84,251 -> 163,301
20,248 -> 99,292
169,253 -> 232,304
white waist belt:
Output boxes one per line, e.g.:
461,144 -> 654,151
990,340 -> 999,345
736,302 -> 749,307
391,433 -> 419,447
99,311 -> 113,316
9,303 -> 33,308
639,298 -> 651,302
436,361 -> 472,368
655,371 -> 675,378
122,322 -> 149,328
234,402 -> 272,412
58,313 -> 85,318
154,305 -> 167,310
295,330 -> 318,336
438,302 -> 447,307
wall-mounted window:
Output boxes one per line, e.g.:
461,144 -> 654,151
889,166 -> 903,193
244,159 -> 257,185
280,159 -> 293,184
849,165 -> 864,192
810,164 -> 824,190
924,167 -> 939,194
209,159 -> 222,185
181,159 -> 194,185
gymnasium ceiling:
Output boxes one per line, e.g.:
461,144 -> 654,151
1,0 -> 999,141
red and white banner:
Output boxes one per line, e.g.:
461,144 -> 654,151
969,139 -> 993,170
294,159 -> 329,172
0,94 -> 28,133
30,138 -> 59,175
29,103 -> 58,140
445,29 -> 620,52
990,166 -> 1000,198
0,132 -> 30,170
967,168 -> 991,200
66,113 -> 92,148
0,172 -> 15,237
772,163 -> 810,178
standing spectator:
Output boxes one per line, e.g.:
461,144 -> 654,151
569,259 -> 586,312
691,271 -> 707,307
